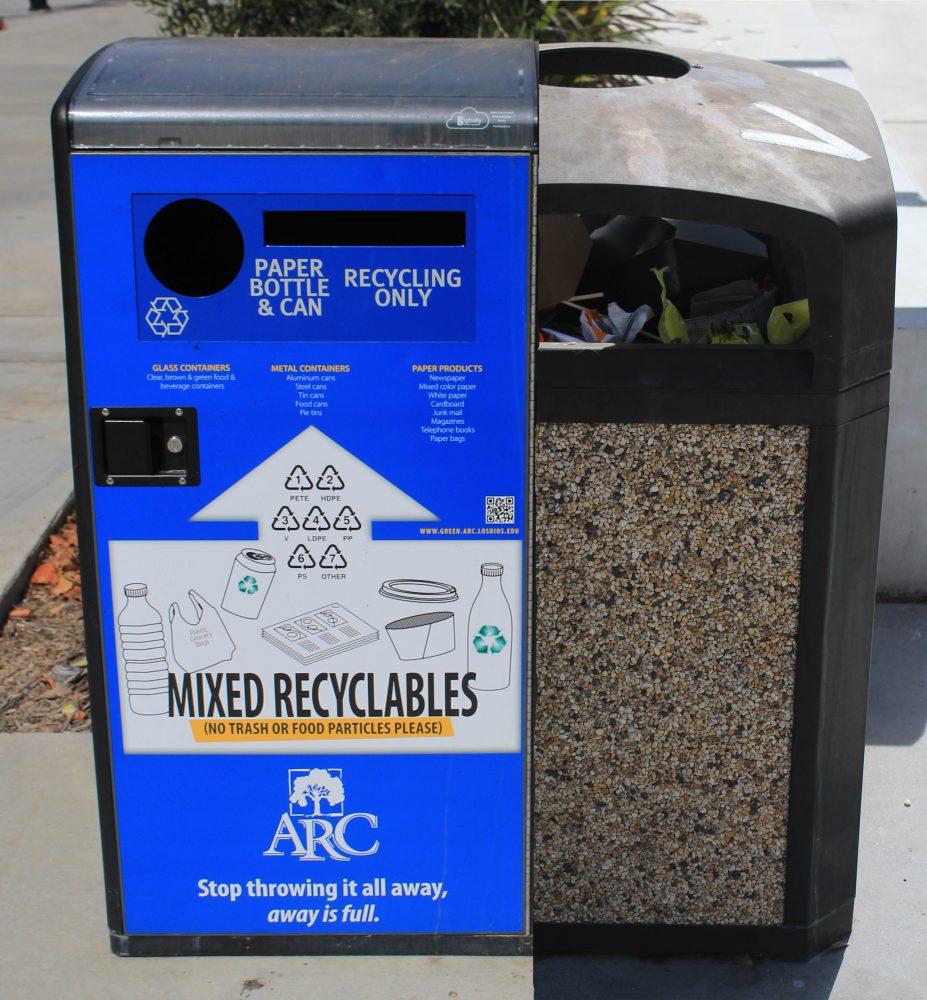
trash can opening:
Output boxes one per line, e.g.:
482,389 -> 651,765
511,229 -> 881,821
537,213 -> 810,351
144,197 -> 245,298
539,46 -> 689,88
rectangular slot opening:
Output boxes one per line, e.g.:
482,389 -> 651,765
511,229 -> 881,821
263,210 -> 467,247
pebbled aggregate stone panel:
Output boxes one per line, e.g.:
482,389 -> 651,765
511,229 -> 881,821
534,421 -> 808,926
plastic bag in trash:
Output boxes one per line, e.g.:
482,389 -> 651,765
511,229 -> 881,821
606,302 -> 654,344
651,267 -> 688,344
767,299 -> 811,344
686,286 -> 776,340
708,322 -> 764,345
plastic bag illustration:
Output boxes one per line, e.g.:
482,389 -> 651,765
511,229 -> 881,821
168,590 -> 236,673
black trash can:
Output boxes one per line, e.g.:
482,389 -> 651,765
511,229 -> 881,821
532,44 -> 895,959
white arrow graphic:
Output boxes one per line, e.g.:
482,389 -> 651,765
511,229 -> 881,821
741,102 -> 870,161
191,425 -> 436,543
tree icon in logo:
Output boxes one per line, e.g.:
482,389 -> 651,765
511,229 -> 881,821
238,575 -> 259,595
472,625 -> 507,654
289,768 -> 345,817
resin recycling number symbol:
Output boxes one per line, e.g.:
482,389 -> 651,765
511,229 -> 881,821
302,506 -> 331,532
285,465 -> 314,491
333,506 -> 362,532
272,505 -> 301,531
472,625 -> 507,654
145,296 -> 189,337
316,465 -> 345,490
288,544 -> 316,569
319,544 -> 347,570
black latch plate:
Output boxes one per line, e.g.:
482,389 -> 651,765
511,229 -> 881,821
90,407 -> 200,486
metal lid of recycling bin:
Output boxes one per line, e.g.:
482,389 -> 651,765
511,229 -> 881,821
61,37 -> 537,152
538,44 -> 897,389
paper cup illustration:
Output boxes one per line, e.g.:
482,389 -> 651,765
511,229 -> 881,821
386,611 -> 456,661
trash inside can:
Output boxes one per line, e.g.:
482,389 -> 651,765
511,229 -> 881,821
53,37 -> 536,956
533,43 -> 895,960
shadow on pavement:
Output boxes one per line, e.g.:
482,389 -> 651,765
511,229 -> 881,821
535,949 -> 845,1000
866,603 -> 927,746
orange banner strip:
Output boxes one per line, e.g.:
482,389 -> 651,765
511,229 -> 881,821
189,717 -> 454,742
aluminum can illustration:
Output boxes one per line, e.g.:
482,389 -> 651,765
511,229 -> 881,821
221,549 -> 276,619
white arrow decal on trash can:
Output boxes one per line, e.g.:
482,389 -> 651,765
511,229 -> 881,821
741,102 -> 870,161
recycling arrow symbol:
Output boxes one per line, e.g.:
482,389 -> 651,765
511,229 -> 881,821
302,506 -> 331,532
333,506 -> 362,532
316,465 -> 345,491
319,544 -> 347,570
287,544 -> 315,569
285,464 -> 314,491
271,505 -> 300,532
144,296 -> 189,337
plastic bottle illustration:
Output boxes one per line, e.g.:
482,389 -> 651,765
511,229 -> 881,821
467,562 -> 513,691
117,583 -> 170,716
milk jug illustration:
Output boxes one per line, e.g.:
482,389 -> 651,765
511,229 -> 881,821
467,562 -> 513,691
117,583 -> 170,716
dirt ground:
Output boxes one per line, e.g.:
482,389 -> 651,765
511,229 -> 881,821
0,514 -> 90,732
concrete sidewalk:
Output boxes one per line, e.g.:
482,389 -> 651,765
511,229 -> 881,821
0,0 -> 158,616
1,603 -> 923,999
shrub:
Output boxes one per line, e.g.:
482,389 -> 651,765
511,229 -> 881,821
141,0 -> 690,43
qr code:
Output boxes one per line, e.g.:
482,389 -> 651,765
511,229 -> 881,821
485,495 -> 515,524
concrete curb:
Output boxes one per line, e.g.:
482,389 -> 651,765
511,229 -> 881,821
0,491 -> 72,623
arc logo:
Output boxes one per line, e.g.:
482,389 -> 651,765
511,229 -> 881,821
264,767 -> 380,862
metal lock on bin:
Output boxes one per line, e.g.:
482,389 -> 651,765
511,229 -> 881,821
533,44 -> 895,960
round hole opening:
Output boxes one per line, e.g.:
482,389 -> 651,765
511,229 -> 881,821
144,198 -> 244,297
539,47 -> 690,88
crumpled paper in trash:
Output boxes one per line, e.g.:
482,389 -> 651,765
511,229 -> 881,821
577,303 -> 654,344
